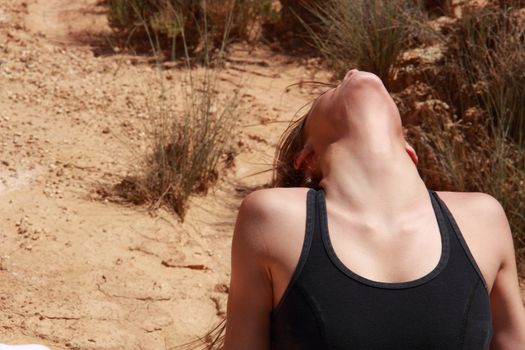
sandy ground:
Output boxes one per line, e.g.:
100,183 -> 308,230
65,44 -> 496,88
0,0 -> 328,348
2,1 -> 524,349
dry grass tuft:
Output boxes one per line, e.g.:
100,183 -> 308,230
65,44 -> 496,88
454,5 -> 525,148
109,1 -> 241,220
303,0 -> 429,86
409,103 -> 525,260
369,2 -> 525,262
137,67 -> 240,219
106,0 -> 275,54
418,4 -> 525,256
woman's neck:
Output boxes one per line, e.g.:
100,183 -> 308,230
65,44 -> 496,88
318,141 -> 428,220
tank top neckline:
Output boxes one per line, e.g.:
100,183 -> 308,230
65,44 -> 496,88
317,187 -> 451,289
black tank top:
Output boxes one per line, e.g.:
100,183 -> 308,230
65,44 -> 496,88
271,188 -> 492,349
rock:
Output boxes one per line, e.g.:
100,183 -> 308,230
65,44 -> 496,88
392,44 -> 445,91
449,0 -> 489,18
401,45 -> 445,65
16,218 -> 29,235
403,98 -> 451,126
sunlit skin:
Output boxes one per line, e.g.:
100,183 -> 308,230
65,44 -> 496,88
223,70 -> 525,350
294,69 -> 421,211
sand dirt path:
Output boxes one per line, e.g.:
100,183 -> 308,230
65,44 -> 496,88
25,0 -> 110,45
0,0 -> 327,348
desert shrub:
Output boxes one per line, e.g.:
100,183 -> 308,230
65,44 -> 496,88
116,71 -> 240,219
304,0 -> 428,86
457,7 -> 525,251
409,4 -> 525,259
453,5 -> 525,148
137,68 -> 239,218
107,0 -> 274,53
111,5 -> 241,220
409,103 -> 525,259
271,0 -> 322,47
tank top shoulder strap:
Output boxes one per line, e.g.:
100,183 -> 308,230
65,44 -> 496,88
429,190 -> 489,291
271,188 -> 318,315
299,188 -> 318,266
288,187 -> 318,280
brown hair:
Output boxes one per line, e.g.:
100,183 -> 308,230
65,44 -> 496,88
272,83 -> 336,188
272,111 -> 311,188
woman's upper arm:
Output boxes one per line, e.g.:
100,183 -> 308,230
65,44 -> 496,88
488,197 -> 525,349
223,191 -> 275,350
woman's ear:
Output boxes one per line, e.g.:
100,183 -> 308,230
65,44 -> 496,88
405,141 -> 418,165
293,144 -> 315,171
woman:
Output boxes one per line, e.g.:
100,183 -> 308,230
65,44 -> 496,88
223,69 -> 525,349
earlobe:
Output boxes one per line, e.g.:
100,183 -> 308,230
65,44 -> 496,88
405,142 -> 418,165
294,144 -> 314,171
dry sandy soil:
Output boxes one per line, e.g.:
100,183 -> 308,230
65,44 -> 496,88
0,0 -> 328,348
1,1 -> 524,349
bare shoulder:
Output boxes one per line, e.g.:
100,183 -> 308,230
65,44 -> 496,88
237,187 -> 311,232
240,187 -> 311,214
233,187 -> 311,260
436,190 -> 510,240
225,187 -> 312,349
436,190 -> 506,215
435,190 -> 512,290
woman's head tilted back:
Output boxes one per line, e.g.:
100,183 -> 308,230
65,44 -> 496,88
273,69 -> 418,188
